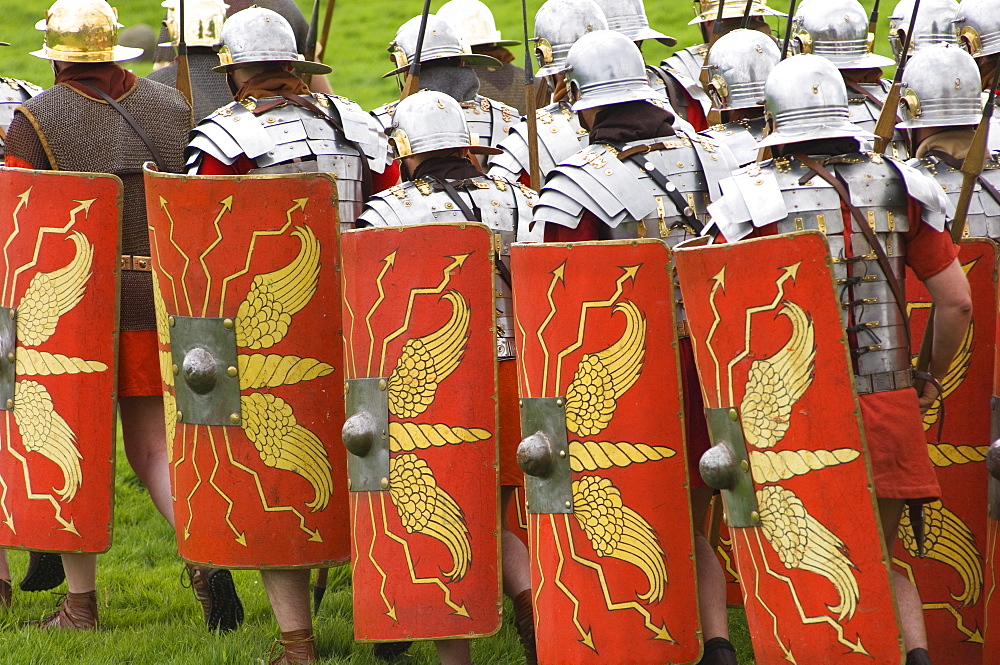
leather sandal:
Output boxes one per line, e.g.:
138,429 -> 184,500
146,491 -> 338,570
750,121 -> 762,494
513,589 -> 538,665
184,564 -> 244,632
19,551 -> 65,592
268,628 -> 317,664
373,642 -> 413,660
31,590 -> 98,630
697,637 -> 737,665
0,579 -> 11,608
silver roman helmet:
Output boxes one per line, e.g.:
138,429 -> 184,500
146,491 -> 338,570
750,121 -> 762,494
792,0 -> 894,69
437,0 -> 519,48
758,53 -> 874,148
161,0 -> 228,48
897,44 -> 981,128
593,0 -> 676,45
390,90 -> 502,157
689,0 -> 785,25
886,0 -> 959,60
565,29 -> 662,110
534,0 -> 609,78
212,6 -> 330,74
31,0 -> 143,62
383,14 -> 500,78
705,28 -> 780,110
955,0 -> 1000,59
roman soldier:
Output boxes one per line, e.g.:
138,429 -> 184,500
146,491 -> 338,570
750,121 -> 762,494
3,0 -> 243,633
954,0 -> 1000,154
700,28 -> 780,166
373,14 -> 519,166
437,0 -> 527,111
486,0 -> 609,185
704,53 -> 972,665
886,0 -> 960,62
790,0 -> 910,158
354,89 -> 538,665
532,29 -> 741,665
595,0 -> 713,131
183,7 -> 387,661
668,0 -> 784,84
147,0 -> 233,123
185,8 -> 388,232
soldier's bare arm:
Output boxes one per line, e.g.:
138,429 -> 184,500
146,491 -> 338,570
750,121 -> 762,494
920,257 -> 973,410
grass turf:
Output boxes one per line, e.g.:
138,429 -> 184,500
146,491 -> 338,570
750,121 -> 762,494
0,0 -> 890,662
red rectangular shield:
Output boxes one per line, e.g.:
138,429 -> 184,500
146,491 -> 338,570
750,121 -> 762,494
674,231 -> 904,664
145,169 -> 348,568
512,239 -> 700,665
340,223 -> 501,641
0,167 -> 120,554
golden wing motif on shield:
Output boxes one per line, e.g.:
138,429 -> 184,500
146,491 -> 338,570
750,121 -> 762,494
740,302 -> 815,450
564,301 -> 645,437
919,320 -> 973,432
235,226 -> 320,350
16,232 -> 93,347
382,291 -> 474,577
12,380 -> 82,502
757,485 -> 859,621
572,475 -> 667,604
898,500 -> 983,607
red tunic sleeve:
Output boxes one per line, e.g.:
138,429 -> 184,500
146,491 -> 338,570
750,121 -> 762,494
4,155 -> 36,170
196,153 -> 256,176
683,93 -> 708,133
371,161 -> 400,192
904,197 -> 959,281
543,210 -> 602,242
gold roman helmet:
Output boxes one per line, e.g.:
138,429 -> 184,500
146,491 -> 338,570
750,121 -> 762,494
30,0 -> 143,62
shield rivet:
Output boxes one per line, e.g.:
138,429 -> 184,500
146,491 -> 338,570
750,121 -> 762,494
222,318 -> 235,329
344,382 -> 351,394
176,411 -> 183,422
728,408 -> 738,421
558,449 -> 566,458
168,316 -> 175,327
4,399 -> 11,409
172,364 -> 179,375
6,310 -> 13,320
347,479 -> 352,490
227,366 -> 238,378
229,413 -> 240,425
6,352 -> 13,363
555,398 -> 564,407
564,500 -> 572,509
740,460 -> 749,472
378,378 -> 387,391
182,347 -> 219,395
380,477 -> 389,489
750,510 -> 761,524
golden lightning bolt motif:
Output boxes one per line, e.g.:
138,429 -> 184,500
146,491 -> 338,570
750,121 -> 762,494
2,188 -> 31,306
551,513 -> 595,650
206,429 -> 245,545
198,196 -> 233,316
365,251 -> 396,376
536,261 -> 566,398
362,494 -> 396,620
705,266 -> 726,403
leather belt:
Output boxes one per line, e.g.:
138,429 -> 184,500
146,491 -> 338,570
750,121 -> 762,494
120,254 -> 152,272
675,320 -> 690,338
854,368 -> 913,395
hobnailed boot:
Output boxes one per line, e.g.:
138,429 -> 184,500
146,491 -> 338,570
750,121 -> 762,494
697,637 -> 738,665
33,590 -> 98,630
0,579 -> 11,608
513,589 -> 538,665
906,648 -> 933,665
269,628 -> 317,665
184,564 -> 243,632
19,551 -> 65,591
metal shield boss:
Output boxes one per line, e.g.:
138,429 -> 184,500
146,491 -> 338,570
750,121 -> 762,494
144,169 -> 347,568
0,168 -> 120,553
674,231 -> 904,664
340,223 -> 501,641
511,239 -> 700,665
901,240 -> 994,665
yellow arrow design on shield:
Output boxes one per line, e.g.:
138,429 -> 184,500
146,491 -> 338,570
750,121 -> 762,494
536,261 -> 566,398
704,266 -> 726,404
550,513 -> 595,651
198,196 -> 234,316
362,494 -> 396,620
3,187 -> 31,306
365,250 -> 397,376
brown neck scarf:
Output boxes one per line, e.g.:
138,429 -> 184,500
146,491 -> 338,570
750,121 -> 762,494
235,68 -> 310,101
588,101 -> 675,146
56,62 -> 136,99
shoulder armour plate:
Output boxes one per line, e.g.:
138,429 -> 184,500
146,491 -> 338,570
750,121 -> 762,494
461,96 -> 519,149
909,155 -> 1000,238
0,77 -> 44,156
700,118 -> 767,167
646,64 -> 712,115
661,46 -> 708,87
487,101 -> 588,181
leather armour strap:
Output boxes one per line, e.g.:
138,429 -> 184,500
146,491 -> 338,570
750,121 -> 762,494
612,142 -> 703,233
793,153 -> 911,346
77,82 -> 167,172
923,149 -> 1000,210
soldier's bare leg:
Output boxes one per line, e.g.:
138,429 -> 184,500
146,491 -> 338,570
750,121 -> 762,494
434,638 -> 472,665
0,550 -> 10,607
691,485 -> 735,665
879,498 -> 930,653
261,569 -> 316,663
119,396 -> 174,525
501,486 -> 536,664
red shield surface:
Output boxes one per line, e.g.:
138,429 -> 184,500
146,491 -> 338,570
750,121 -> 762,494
511,239 -> 700,665
144,169 -> 347,568
340,223 -> 500,641
505,486 -> 530,549
674,231 -> 903,664
987,517 -> 1000,664
0,168 -> 120,553
896,240 -> 996,664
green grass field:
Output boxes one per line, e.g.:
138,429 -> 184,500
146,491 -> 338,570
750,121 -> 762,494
0,0 -> 892,662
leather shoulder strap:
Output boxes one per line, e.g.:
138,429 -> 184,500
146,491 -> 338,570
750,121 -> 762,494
77,81 -> 166,172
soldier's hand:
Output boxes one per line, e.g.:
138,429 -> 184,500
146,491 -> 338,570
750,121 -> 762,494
917,381 -> 940,414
